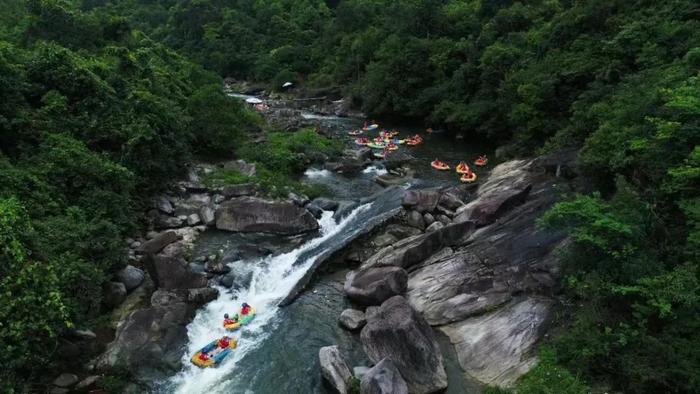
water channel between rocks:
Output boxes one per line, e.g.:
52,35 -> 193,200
158,101 -> 492,393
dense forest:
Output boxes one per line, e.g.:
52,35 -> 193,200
1,0 -> 699,393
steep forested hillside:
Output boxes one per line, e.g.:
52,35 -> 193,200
1,1 -> 698,393
0,1 -> 259,390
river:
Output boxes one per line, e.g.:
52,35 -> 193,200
157,97 -> 491,393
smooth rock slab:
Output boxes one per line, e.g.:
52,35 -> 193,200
440,297 -> 552,387
360,358 -> 408,394
339,309 -> 367,331
319,345 -> 353,394
454,160 -> 533,226
361,296 -> 447,394
407,249 -> 512,325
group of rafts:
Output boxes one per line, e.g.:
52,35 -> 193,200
190,302 -> 256,368
351,122 -> 425,159
350,122 -> 488,181
431,155 -> 488,183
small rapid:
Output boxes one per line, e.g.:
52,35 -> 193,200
164,205 -> 372,394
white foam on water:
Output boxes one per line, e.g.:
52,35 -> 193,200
300,112 -> 343,120
167,206 -> 369,394
362,165 -> 388,176
304,168 -> 332,179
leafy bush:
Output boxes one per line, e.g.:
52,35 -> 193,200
515,348 -> 590,394
239,128 -> 341,174
201,168 -> 252,189
187,84 -> 261,156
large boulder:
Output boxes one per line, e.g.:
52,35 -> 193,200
383,151 -> 413,171
145,253 -> 208,290
136,231 -> 181,255
97,291 -> 195,377
339,309 -> 367,331
216,197 -> 319,235
344,266 -> 408,306
402,190 -> 439,213
319,346 -> 353,394
360,358 -> 408,394
454,160 -> 533,226
361,296 -> 447,394
440,297 -> 552,387
114,265 -> 145,292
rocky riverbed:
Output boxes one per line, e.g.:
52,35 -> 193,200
48,85 -> 587,394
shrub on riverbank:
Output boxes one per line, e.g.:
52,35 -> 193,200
203,128 -> 340,198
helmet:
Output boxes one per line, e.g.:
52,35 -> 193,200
242,303 -> 249,307
224,313 -> 229,318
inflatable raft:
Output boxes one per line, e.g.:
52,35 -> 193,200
431,160 -> 450,171
355,138 -> 369,146
460,172 -> 478,183
362,124 -> 379,131
348,130 -> 362,136
456,162 -> 470,174
224,307 -> 256,331
474,156 -> 488,166
191,338 -> 238,368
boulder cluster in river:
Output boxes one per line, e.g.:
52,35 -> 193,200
321,154 -> 583,393
94,159 -> 334,380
